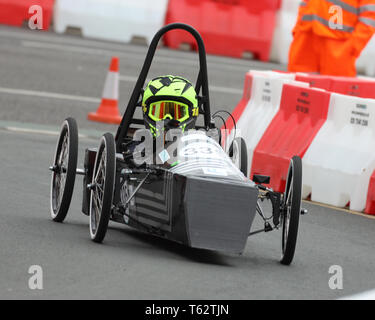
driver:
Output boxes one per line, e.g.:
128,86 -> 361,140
141,75 -> 199,138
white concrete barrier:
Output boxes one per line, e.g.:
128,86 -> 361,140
53,0 -> 168,44
227,71 -> 308,176
302,93 -> 375,211
270,0 -> 300,64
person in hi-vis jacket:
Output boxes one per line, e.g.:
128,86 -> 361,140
288,0 -> 375,76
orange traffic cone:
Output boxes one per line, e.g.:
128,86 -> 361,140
88,57 -> 122,124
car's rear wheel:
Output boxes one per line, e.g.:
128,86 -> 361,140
229,137 -> 248,177
50,118 -> 78,222
280,156 -> 302,265
89,133 -> 116,243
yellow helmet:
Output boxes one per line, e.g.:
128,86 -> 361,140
142,75 -> 199,137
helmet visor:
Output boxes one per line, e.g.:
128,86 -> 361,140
148,101 -> 190,122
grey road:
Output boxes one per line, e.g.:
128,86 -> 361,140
0,26 -> 374,300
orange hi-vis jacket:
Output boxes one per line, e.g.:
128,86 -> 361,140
295,0 -> 375,56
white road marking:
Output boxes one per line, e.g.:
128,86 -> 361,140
0,87 -> 100,103
2,126 -> 96,140
22,40 -> 114,57
119,75 -> 243,95
6,126 -> 60,136
0,29 -> 146,54
20,40 -> 258,72
21,40 -> 197,67
210,86 -> 242,95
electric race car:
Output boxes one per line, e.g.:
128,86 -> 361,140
49,23 -> 306,265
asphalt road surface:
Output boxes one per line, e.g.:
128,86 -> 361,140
0,26 -> 374,300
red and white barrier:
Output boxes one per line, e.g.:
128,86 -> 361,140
53,0 -> 168,44
164,0 -> 280,61
251,84 -> 331,192
225,70 -> 308,177
302,93 -> 375,212
232,70 -> 375,215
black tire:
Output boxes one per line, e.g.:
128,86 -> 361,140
229,137 -> 248,176
89,133 -> 116,243
50,118 -> 78,222
280,156 -> 302,265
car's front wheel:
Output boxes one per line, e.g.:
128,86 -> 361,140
280,156 -> 302,265
50,117 -> 78,222
89,133 -> 116,243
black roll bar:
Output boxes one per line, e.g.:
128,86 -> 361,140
115,23 -> 212,152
